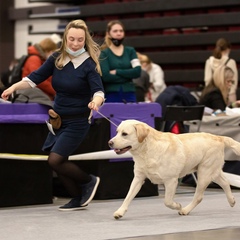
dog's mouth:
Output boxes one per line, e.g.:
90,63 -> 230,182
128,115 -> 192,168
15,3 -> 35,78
114,146 -> 132,155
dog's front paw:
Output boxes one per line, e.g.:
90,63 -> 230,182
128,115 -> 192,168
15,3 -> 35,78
113,212 -> 123,220
113,208 -> 126,220
178,207 -> 190,216
229,197 -> 236,207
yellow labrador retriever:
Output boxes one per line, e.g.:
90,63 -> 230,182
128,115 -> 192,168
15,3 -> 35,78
108,119 -> 239,219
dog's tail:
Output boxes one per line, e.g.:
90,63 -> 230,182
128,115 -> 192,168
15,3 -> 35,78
222,136 -> 240,188
224,136 -> 240,156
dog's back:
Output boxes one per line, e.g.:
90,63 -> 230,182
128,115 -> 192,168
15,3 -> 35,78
132,124 -> 240,181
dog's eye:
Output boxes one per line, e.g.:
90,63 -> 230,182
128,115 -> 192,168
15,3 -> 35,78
122,132 -> 128,136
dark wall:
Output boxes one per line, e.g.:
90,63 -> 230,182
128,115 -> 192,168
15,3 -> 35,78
0,0 -> 14,73
4,0 -> 240,87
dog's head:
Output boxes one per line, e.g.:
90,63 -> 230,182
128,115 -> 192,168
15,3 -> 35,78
108,119 -> 150,154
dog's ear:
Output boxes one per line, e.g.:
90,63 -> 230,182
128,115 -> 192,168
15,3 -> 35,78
134,123 -> 149,143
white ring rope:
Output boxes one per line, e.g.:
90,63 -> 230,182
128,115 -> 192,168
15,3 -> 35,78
0,150 -> 132,161
1,152 -> 240,188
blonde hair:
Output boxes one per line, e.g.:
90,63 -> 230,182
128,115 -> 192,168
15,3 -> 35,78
55,19 -> 101,75
213,66 -> 234,104
137,52 -> 152,64
200,66 -> 234,105
100,20 -> 125,50
39,38 -> 57,53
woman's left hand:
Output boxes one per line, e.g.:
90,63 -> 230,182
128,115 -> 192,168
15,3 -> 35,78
88,96 -> 104,111
88,101 -> 99,111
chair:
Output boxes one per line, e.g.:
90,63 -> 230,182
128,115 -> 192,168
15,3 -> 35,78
160,105 -> 205,133
160,105 -> 205,184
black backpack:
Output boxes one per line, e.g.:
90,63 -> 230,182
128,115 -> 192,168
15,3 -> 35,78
8,54 -> 39,87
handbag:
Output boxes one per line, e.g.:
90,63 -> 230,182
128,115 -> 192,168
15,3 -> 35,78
48,109 -> 61,129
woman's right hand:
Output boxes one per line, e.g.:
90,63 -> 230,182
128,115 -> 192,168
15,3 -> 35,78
1,80 -> 32,101
1,86 -> 14,100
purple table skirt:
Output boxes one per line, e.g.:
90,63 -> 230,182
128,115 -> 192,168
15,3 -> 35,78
0,103 -> 50,124
0,102 -> 162,125
0,102 -> 162,126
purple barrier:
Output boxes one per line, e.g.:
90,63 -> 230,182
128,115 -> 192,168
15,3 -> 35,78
0,102 -> 162,128
93,102 -> 162,138
0,103 -> 50,124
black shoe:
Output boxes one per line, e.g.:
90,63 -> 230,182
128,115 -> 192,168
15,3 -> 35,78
80,175 -> 100,206
59,197 -> 88,211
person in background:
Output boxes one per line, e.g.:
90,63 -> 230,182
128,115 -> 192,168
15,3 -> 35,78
0,58 -> 19,89
137,53 -> 166,102
50,33 -> 62,48
204,38 -> 238,104
200,66 -> 240,113
132,69 -> 150,102
99,20 -> 141,103
22,37 -> 58,100
1,19 -> 105,211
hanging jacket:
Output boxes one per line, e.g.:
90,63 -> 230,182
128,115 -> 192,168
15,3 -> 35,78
155,85 -> 198,132
155,85 -> 198,116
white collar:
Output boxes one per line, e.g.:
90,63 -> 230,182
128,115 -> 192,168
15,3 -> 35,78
63,52 -> 90,69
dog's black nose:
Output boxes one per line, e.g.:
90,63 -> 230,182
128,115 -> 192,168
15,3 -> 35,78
108,140 -> 113,148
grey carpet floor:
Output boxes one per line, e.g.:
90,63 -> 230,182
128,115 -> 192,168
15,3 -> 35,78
1,186 -> 240,240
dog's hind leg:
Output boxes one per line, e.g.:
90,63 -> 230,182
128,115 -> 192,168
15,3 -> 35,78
164,178 -> 182,210
178,171 -> 211,215
213,171 -> 235,207
113,174 -> 145,219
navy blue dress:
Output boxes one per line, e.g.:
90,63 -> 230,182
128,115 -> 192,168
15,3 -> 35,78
27,52 -> 104,156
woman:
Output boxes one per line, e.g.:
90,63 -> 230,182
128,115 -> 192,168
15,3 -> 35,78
99,20 -> 141,103
204,38 -> 238,103
137,53 -> 166,102
200,66 -> 240,112
22,37 -> 57,100
1,19 -> 105,211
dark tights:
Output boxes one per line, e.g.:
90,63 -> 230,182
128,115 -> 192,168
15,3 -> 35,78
48,152 -> 91,197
